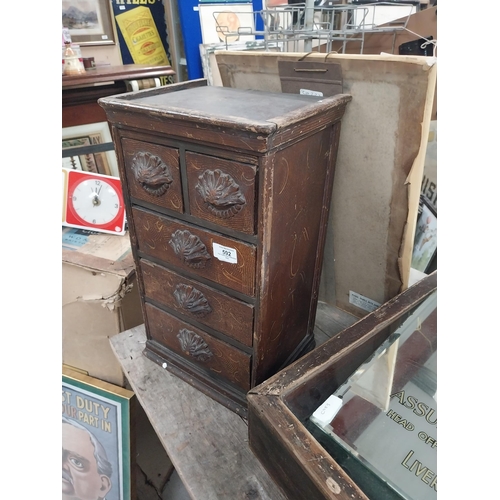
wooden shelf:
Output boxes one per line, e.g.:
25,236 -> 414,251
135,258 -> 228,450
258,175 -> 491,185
62,63 -> 175,88
62,64 -> 176,129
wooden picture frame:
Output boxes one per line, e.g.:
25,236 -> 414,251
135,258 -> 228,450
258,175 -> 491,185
62,366 -> 136,500
62,122 -> 119,178
62,0 -> 116,46
411,196 -> 437,274
247,272 -> 437,500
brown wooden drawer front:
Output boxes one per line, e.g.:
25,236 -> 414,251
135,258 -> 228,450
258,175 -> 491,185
145,303 -> 251,391
132,207 -> 256,296
186,151 -> 257,235
122,137 -> 183,213
140,259 -> 254,347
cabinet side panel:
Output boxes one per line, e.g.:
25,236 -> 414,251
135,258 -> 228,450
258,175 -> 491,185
254,127 -> 333,384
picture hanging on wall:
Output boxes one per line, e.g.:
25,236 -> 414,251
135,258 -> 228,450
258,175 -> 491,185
62,0 -> 116,46
62,366 -> 136,500
62,122 -> 119,178
411,196 -> 437,274
199,3 -> 256,45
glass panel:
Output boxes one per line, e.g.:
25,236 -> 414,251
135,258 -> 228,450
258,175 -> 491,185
309,290 -> 437,500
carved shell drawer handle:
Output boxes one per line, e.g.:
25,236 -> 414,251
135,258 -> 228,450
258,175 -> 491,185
177,329 -> 213,362
132,151 -> 173,196
195,169 -> 246,219
168,229 -> 211,269
174,284 -> 212,317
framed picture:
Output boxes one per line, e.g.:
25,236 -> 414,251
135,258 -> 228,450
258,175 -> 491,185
62,0 -> 116,46
199,3 -> 255,45
247,272 -> 437,500
62,122 -> 119,178
62,366 -> 136,500
411,195 -> 437,274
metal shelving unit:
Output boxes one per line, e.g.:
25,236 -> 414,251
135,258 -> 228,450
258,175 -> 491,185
211,1 -> 417,54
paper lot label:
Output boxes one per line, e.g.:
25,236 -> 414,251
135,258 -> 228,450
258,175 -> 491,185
213,242 -> 237,264
349,291 -> 381,312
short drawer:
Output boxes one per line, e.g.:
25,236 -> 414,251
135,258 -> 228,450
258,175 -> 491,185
122,137 -> 183,213
140,258 -> 254,347
132,207 -> 256,296
186,151 -> 257,235
145,303 -> 251,391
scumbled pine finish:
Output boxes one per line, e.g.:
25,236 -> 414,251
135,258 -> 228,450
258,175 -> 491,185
99,79 -> 351,416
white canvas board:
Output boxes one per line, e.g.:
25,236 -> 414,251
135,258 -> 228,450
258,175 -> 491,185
199,3 -> 255,45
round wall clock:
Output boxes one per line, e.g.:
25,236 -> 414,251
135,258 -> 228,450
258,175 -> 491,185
62,168 -> 126,235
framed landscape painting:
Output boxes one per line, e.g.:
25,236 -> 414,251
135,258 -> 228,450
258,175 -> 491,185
62,366 -> 136,500
62,0 -> 116,46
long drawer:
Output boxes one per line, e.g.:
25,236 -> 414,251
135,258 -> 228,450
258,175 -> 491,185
145,303 -> 251,391
140,258 -> 254,347
132,207 -> 257,296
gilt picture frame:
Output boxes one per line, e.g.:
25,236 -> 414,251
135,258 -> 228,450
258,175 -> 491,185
62,366 -> 136,500
62,0 -> 116,46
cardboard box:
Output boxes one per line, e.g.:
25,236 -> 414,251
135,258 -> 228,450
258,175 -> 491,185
62,228 -> 144,386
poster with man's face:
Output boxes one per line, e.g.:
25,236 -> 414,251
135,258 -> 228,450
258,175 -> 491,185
62,371 -> 133,500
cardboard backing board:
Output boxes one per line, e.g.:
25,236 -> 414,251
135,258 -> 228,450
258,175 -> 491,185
215,51 -> 436,317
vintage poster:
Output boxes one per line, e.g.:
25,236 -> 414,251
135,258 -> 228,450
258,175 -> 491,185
111,0 -> 171,66
62,367 -> 135,500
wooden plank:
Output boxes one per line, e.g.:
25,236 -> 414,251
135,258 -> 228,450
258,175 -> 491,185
314,300 -> 358,339
110,325 -> 287,500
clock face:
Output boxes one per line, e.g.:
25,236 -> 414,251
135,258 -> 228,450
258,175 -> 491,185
63,169 -> 126,235
71,178 -> 120,224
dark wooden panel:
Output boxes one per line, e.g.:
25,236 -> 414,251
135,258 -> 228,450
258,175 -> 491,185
252,125 -> 336,385
122,137 -> 183,213
62,103 -> 108,128
186,151 -> 257,235
131,207 -> 256,296
140,258 -> 254,347
145,303 -> 251,391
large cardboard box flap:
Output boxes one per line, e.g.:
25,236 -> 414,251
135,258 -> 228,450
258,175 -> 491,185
215,51 -> 436,317
62,229 -> 143,385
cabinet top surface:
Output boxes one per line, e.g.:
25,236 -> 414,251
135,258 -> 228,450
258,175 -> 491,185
100,84 -> 351,129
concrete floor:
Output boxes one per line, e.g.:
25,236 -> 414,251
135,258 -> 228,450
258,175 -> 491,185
162,470 -> 191,500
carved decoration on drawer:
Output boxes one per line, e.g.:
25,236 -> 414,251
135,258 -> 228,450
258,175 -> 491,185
173,284 -> 213,317
177,329 -> 213,362
169,229 -> 211,268
132,151 -> 173,196
195,169 -> 246,219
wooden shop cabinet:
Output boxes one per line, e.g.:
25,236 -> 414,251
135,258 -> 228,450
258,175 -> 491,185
99,79 -> 351,416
